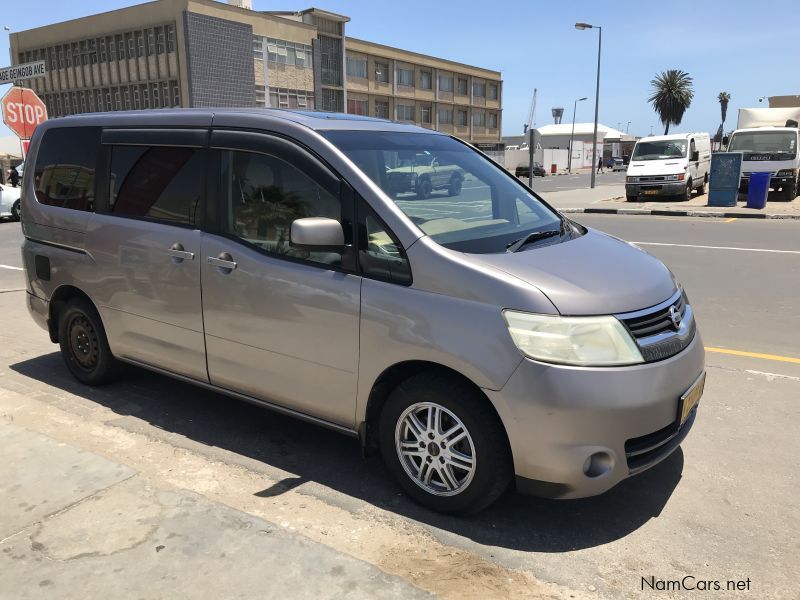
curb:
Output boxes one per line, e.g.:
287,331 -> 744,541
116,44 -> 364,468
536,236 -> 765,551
559,207 -> 800,220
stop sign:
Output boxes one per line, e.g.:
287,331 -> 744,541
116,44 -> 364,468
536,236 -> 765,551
1,87 -> 48,140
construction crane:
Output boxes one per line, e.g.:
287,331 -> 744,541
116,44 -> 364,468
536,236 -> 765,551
523,88 -> 537,135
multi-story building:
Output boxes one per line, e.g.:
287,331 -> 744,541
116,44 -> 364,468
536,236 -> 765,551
9,0 -> 503,150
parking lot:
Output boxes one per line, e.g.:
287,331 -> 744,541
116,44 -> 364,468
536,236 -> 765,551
0,213 -> 797,598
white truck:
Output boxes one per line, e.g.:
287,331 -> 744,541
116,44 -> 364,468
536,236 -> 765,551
625,133 -> 711,201
725,107 -> 800,201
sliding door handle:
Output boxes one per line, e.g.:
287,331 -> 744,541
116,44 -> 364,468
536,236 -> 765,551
207,252 -> 237,273
168,243 -> 195,263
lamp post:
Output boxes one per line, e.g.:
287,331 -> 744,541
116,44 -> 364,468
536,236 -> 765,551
626,121 -> 631,134
575,22 -> 602,188
568,97 -> 587,173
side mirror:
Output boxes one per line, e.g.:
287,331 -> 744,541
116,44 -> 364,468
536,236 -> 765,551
691,151 -> 699,162
290,217 -> 345,252
722,135 -> 729,146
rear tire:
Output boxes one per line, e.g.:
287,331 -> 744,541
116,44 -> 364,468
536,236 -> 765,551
379,371 -> 513,515
10,200 -> 20,221
696,175 -> 707,196
58,298 -> 123,386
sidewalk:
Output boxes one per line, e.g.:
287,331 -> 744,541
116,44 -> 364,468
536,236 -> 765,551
541,185 -> 800,219
0,417 -> 430,599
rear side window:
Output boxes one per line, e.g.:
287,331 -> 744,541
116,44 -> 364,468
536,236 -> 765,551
34,127 -> 100,211
109,145 -> 204,226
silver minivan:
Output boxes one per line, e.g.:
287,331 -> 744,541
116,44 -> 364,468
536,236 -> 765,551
21,109 -> 705,514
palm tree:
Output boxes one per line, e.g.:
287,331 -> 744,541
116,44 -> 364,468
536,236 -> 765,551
648,70 -> 694,134
717,92 -> 731,144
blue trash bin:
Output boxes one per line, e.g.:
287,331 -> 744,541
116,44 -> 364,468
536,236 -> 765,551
747,172 -> 771,209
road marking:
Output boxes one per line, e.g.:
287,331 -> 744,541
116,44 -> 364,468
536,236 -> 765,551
723,217 -> 737,223
633,242 -> 800,255
745,370 -> 800,383
705,347 -> 800,365
0,264 -> 23,271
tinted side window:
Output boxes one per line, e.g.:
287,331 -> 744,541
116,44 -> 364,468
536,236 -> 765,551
221,150 -> 342,266
109,145 -> 204,226
34,127 -> 99,211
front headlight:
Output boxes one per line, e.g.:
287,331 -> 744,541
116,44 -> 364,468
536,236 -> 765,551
626,176 -> 637,183
502,311 -> 644,366
663,173 -> 686,181
776,169 -> 797,178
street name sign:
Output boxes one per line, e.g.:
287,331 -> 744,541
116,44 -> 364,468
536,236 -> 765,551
0,61 -> 47,84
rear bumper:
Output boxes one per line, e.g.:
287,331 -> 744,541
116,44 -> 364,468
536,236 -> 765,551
486,331 -> 705,499
26,291 -> 49,333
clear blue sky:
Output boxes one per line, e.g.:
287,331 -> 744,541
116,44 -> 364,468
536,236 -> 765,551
2,0 -> 798,139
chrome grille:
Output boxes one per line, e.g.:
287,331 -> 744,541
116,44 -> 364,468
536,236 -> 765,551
617,289 -> 696,362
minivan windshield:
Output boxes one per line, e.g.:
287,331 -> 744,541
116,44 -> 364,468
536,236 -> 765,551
727,131 -> 797,156
323,131 -> 567,253
631,140 -> 687,160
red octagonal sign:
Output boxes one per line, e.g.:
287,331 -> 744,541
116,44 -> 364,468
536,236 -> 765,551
2,87 -> 48,140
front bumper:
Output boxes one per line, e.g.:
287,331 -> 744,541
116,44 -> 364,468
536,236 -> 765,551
625,181 -> 687,197
738,175 -> 794,192
485,331 -> 705,499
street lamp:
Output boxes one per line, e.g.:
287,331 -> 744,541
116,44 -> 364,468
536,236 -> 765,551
568,97 -> 587,173
626,121 -> 631,134
575,22 -> 602,188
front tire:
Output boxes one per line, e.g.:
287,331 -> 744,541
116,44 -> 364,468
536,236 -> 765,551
683,179 -> 693,201
448,174 -> 463,196
10,200 -> 20,221
379,371 -> 512,515
58,298 -> 123,385
416,177 -> 432,199
782,182 -> 797,201
626,194 -> 638,202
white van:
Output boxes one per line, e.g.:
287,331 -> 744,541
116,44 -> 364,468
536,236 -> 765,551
625,133 -> 711,201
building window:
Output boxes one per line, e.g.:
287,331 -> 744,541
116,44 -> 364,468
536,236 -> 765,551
420,105 -> 432,123
472,111 -> 485,126
136,32 -> 145,58
457,109 -> 468,126
346,56 -> 368,79
396,104 -> 414,121
397,68 -> 414,87
172,84 -> 180,107
157,28 -> 165,54
439,75 -> 453,92
457,78 -> 468,95
167,24 -> 176,52
488,112 -> 498,129
347,98 -> 368,115
255,85 -> 266,107
438,107 -> 453,124
375,61 -> 389,83
488,83 -> 498,100
375,100 -> 389,119
473,82 -> 486,97
420,70 -> 432,90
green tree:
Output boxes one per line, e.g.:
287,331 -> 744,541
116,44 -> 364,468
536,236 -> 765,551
648,70 -> 695,134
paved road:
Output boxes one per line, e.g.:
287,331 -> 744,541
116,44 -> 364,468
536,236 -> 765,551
1,215 -> 797,598
527,171 -> 627,193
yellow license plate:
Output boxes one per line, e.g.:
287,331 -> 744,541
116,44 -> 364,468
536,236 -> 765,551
680,372 -> 705,425
643,190 -> 659,195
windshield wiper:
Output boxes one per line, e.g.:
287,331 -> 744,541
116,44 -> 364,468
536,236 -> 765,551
506,227 -> 562,253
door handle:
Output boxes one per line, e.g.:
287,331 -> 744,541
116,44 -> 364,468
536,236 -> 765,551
207,252 -> 237,273
168,243 -> 195,263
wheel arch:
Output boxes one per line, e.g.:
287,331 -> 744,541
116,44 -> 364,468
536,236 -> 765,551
360,360 -> 511,459
48,285 -> 98,344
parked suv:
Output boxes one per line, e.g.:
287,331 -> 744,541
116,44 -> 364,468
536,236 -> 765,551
385,153 -> 464,199
21,109 -> 705,514
515,161 -> 546,178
